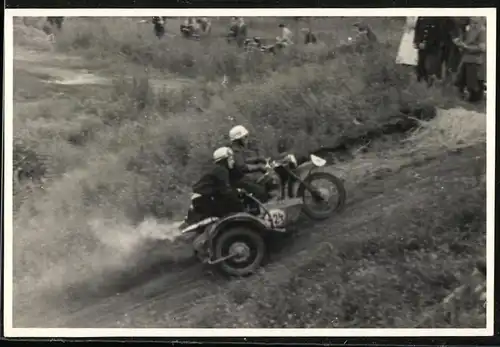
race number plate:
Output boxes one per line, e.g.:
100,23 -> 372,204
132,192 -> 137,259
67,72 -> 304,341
264,209 -> 286,228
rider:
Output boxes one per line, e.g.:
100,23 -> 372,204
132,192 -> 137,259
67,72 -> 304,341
228,125 -> 271,202
188,146 -> 244,222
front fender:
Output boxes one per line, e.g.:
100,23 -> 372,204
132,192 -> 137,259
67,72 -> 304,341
291,161 -> 321,196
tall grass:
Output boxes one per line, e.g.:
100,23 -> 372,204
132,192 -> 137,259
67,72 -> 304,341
52,17 -> 405,82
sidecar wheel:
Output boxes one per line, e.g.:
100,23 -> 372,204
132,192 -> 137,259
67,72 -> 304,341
214,226 -> 266,277
298,172 -> 346,220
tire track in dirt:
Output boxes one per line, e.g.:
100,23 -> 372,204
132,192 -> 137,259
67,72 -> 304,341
51,145 -> 485,328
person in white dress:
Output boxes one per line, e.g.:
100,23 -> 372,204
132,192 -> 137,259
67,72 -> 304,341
396,16 -> 418,66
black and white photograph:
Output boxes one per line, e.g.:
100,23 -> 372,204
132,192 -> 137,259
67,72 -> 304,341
3,8 -> 494,337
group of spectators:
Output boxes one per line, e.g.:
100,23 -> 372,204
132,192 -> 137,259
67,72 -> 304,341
411,16 -> 486,103
228,17 -> 321,53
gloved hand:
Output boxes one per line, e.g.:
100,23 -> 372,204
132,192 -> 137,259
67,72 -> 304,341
258,164 -> 269,173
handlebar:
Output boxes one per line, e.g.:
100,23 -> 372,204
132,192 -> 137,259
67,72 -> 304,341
264,154 -> 297,169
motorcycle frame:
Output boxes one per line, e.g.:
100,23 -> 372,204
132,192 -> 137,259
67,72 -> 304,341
271,160 -> 321,201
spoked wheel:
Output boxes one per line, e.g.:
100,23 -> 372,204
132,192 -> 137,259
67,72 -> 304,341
298,172 -> 347,220
214,227 -> 266,277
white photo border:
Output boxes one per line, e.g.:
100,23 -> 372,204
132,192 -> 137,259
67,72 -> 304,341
3,7 -> 496,338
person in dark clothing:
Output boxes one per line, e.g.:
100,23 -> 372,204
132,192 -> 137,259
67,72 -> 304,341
43,17 -> 64,41
47,17 -> 64,31
188,147 -> 244,223
353,22 -> 378,43
227,17 -> 247,47
228,125 -> 270,202
413,17 -> 447,85
151,17 -> 167,39
180,17 -> 197,39
301,28 -> 318,44
441,17 -> 470,82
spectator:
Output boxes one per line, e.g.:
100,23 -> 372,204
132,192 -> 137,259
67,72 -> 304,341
196,17 -> 211,35
301,27 -> 318,44
234,17 -> 248,47
413,17 -> 447,85
454,17 -> 486,102
396,16 -> 418,66
227,17 -> 245,45
441,17 -> 470,82
151,17 -> 167,39
43,17 -> 64,42
353,22 -> 378,43
275,23 -> 294,50
180,17 -> 200,39
47,17 -> 64,31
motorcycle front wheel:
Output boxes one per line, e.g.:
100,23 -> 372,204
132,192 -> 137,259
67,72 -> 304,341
298,172 -> 346,220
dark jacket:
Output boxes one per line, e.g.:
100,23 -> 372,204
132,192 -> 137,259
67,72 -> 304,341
192,163 -> 235,196
414,17 -> 447,52
229,142 -> 266,184
304,31 -> 317,44
47,17 -> 64,29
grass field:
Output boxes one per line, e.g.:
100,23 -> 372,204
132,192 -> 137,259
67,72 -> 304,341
11,16 -> 487,329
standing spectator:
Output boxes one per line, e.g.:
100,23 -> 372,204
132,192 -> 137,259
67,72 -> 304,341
47,17 -> 64,31
413,17 -> 447,85
196,17 -> 212,35
235,17 -> 248,47
227,16 -> 239,42
180,17 -> 197,38
227,17 -> 247,47
441,17 -> 470,82
301,27 -> 317,44
353,22 -> 378,43
43,17 -> 64,42
276,23 -> 294,47
152,17 -> 167,39
454,17 -> 486,102
396,16 -> 418,66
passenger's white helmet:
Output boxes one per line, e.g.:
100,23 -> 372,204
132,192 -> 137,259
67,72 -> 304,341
229,125 -> 249,141
213,147 -> 233,163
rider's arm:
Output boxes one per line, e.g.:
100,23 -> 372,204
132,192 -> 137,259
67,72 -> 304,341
233,152 -> 266,173
246,156 -> 267,164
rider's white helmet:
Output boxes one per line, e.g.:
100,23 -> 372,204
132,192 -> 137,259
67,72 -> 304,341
213,147 -> 233,163
229,125 -> 249,142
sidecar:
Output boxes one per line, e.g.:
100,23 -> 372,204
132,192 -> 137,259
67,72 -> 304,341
179,197 -> 304,277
